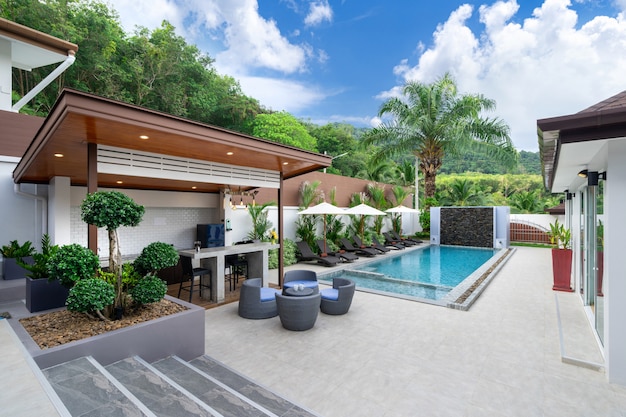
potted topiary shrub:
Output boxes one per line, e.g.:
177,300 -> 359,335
548,219 -> 574,292
80,191 -> 144,313
1,240 -> 35,280
47,243 -> 100,289
18,234 -> 68,313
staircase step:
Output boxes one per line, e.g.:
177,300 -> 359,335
152,356 -> 272,416
43,356 -> 148,416
105,356 -> 217,417
189,355 -> 318,417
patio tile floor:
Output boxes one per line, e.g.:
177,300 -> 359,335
2,246 -> 626,416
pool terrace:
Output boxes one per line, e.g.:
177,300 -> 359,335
1,246 -> 624,416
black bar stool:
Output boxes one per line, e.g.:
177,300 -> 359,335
178,256 -> 212,302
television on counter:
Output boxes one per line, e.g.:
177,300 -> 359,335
196,224 -> 225,248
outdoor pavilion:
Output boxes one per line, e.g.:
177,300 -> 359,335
10,88 -> 332,285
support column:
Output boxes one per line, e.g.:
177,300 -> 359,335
87,143 -> 98,253
278,174 -> 284,288
48,177 -> 71,245
605,140 -> 626,384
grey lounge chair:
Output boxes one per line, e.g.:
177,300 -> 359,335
353,235 -> 391,253
390,230 -> 423,244
283,269 -> 319,293
296,241 -> 342,266
238,278 -> 281,319
316,239 -> 358,263
372,235 -> 403,251
320,278 -> 356,315
275,292 -> 321,331
384,231 -> 415,247
340,237 -> 378,257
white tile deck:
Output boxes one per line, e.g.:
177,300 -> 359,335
2,246 -> 626,416
204,247 -> 626,417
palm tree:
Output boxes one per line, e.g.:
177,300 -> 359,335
439,178 -> 490,206
362,73 -> 517,202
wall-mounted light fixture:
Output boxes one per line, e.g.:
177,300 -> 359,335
565,190 -> 574,200
599,171 -> 607,181
577,169 -> 588,178
587,171 -> 599,186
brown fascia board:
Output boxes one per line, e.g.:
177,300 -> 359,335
58,89 -> 331,173
537,105 -> 626,133
0,17 -> 78,55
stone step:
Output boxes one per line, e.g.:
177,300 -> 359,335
43,355 -> 320,417
155,355 -> 318,417
42,356 -> 151,416
105,356 -> 216,416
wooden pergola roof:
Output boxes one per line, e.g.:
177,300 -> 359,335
13,89 -> 331,193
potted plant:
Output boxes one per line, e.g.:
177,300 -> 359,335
1,240 -> 35,280
17,234 -> 69,313
548,219 -> 574,292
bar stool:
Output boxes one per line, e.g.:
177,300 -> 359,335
225,254 -> 248,290
178,256 -> 212,302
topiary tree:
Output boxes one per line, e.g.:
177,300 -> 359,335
66,278 -> 115,320
47,244 -> 100,288
81,191 -> 145,308
133,241 -> 179,276
130,275 -> 168,305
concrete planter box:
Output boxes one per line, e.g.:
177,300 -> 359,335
2,257 -> 33,280
19,295 -> 205,369
25,277 -> 70,313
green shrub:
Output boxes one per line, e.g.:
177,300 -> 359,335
17,234 -> 59,280
99,263 -> 141,293
134,242 -> 179,275
47,244 -> 99,288
130,275 -> 167,304
66,278 -> 115,315
1,240 -> 35,258
269,238 -> 298,269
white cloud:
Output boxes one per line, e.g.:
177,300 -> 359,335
304,1 -> 333,27
379,0 -> 626,151
236,75 -> 326,112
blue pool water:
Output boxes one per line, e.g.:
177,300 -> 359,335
321,245 -> 500,301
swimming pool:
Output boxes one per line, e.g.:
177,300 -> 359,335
319,245 -> 510,308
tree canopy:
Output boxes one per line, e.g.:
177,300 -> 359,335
362,73 -> 518,201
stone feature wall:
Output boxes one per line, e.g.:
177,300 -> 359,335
441,207 -> 493,248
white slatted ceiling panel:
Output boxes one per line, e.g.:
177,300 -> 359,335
97,145 -> 280,188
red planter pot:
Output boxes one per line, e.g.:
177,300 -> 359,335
552,248 -> 574,292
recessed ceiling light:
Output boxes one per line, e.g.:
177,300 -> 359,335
191,186 -> 197,190
54,153 -> 64,158
282,162 -> 289,165
139,135 -> 149,140
116,181 -> 123,184
226,151 -> 234,156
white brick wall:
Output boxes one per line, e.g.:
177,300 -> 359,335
71,207 -> 217,257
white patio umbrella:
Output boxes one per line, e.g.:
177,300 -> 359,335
344,203 -> 386,242
386,204 -> 419,236
298,202 -> 346,253
385,205 -> 419,213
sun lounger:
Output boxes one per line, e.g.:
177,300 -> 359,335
353,235 -> 390,253
340,237 -> 378,257
296,241 -> 342,266
383,232 -> 415,247
372,235 -> 402,251
315,239 -> 358,262
390,230 -> 423,244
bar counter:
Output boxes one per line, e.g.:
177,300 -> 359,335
179,242 -> 279,302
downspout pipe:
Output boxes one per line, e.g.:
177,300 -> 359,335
12,51 -> 76,112
14,183 -> 47,235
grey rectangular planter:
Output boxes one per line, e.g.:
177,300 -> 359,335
25,277 -> 70,313
2,257 -> 33,280
20,295 -> 205,369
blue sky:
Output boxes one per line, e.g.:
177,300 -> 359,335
106,0 -> 626,152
